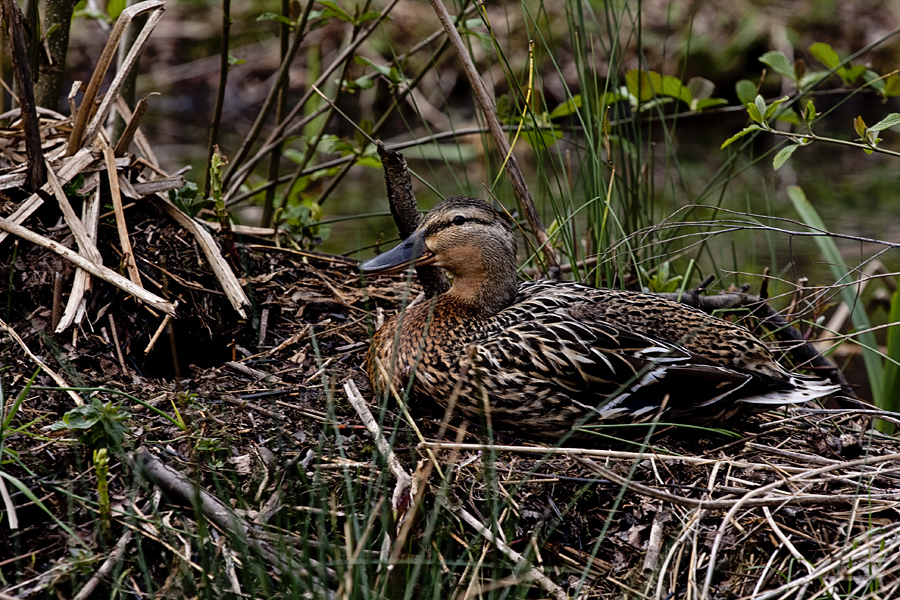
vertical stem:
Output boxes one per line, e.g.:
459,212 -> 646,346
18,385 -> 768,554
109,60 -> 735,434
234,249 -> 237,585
261,0 -> 292,228
204,0 -> 231,197
35,0 -> 80,109
1,0 -> 46,189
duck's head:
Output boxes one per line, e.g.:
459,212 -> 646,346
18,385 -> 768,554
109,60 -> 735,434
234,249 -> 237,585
361,197 -> 519,313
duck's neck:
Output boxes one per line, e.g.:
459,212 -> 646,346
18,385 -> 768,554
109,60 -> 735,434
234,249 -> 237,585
444,267 -> 519,316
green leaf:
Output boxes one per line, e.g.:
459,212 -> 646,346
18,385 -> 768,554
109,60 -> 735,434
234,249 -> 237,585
735,80 -> 757,106
720,124 -> 762,149
317,0 -> 352,22
521,127 -> 564,149
548,95 -> 582,119
884,75 -> 900,97
625,70 -> 656,102
788,186 -> 884,407
106,0 -> 126,20
775,107 -> 800,126
772,144 -> 801,170
854,115 -> 867,138
694,98 -> 728,111
763,96 -> 790,121
803,99 -> 817,125
809,42 -> 840,69
868,113 -> 900,133
839,64 -> 867,85
661,75 -> 692,104
625,70 -> 692,105
759,51 -> 795,80
754,95 -> 768,121
257,12 -> 293,25
746,102 -> 764,125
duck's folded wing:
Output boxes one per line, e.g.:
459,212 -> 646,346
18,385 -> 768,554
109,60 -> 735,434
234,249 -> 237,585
470,312 -> 809,425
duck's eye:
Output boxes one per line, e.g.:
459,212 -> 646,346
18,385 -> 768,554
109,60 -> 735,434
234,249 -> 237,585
452,215 -> 466,226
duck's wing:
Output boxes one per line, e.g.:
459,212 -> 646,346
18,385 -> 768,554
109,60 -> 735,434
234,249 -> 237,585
470,309 -> 828,426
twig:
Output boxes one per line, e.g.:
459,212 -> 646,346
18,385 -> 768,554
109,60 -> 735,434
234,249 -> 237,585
103,148 -> 142,286
427,0 -> 560,276
113,95 -> 151,156
132,447 -> 333,582
56,180 -> 101,333
343,379 -> 411,510
143,313 -> 173,354
454,505 -> 569,600
113,96 -> 159,167
72,530 -> 132,600
699,452 -> 900,600
108,313 -> 128,373
0,317 -> 83,406
642,509 -> 668,573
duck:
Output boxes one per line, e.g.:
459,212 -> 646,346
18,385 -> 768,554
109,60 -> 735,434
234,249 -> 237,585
360,196 -> 839,442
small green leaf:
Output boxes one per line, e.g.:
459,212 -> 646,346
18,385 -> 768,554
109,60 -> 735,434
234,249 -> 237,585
776,107 -> 800,126
625,70 -> 656,102
803,99 -> 817,125
853,115 -> 868,138
735,80 -> 757,106
868,113 -> 900,133
754,95 -> 768,120
317,0 -> 352,22
773,144 -> 801,170
720,124 -> 762,149
521,127 -> 565,149
694,97 -> 728,110
809,42 -> 840,69
759,51 -> 795,80
549,95 -> 582,119
257,12 -> 293,25
839,64 -> 867,85
763,96 -> 790,120
661,75 -> 692,104
884,75 -> 900,97
746,102 -> 764,125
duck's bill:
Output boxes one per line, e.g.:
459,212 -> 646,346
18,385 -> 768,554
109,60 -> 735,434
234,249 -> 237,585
360,230 -> 438,274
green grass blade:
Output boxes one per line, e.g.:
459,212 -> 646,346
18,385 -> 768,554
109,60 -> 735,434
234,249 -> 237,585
788,185 -> 883,406
881,289 -> 900,416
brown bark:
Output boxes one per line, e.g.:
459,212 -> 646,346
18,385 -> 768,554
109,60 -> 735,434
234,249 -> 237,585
34,0 -> 79,109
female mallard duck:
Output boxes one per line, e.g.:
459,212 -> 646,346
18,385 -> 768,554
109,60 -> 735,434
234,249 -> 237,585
361,196 -> 838,441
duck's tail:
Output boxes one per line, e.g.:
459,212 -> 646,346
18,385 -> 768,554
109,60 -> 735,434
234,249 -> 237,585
737,374 -> 841,406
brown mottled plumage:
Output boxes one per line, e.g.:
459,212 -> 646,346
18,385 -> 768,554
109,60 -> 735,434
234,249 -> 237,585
361,197 -> 838,441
